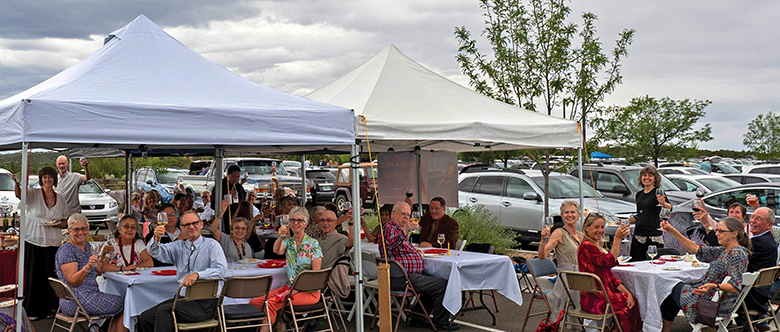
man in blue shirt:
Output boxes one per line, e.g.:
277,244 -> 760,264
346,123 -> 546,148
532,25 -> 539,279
139,211 -> 227,332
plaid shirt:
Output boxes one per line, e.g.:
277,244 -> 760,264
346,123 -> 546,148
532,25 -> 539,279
378,220 -> 424,274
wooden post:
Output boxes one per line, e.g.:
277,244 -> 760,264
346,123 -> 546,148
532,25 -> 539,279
377,262 -> 392,332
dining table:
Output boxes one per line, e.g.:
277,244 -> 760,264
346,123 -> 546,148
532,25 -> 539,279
101,263 -> 287,332
612,258 -> 709,332
0,250 -> 17,298
358,243 -> 523,319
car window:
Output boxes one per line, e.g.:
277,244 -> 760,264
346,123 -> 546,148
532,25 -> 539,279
621,170 -> 642,190
660,169 -> 682,175
79,181 -> 103,194
474,176 -> 505,196
713,164 -> 739,174
687,168 -> 709,175
505,177 -> 535,198
458,176 -> 477,193
769,168 -> 780,175
338,168 -> 349,183
671,179 -> 697,192
137,170 -> 148,183
157,170 -> 186,184
750,168 -> 770,174
704,188 -> 766,211
697,178 -> 740,192
595,172 -> 625,192
745,177 -> 766,184
307,171 -> 336,182
530,176 -> 598,198
579,171 -> 593,186
0,174 -> 13,191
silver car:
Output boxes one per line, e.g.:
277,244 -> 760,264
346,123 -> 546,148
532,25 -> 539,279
665,174 -> 741,194
30,176 -> 118,226
458,169 -> 636,245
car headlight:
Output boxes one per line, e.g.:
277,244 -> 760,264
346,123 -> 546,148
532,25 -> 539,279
109,201 -> 118,208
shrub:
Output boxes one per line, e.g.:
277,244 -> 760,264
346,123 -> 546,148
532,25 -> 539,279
452,204 -> 518,254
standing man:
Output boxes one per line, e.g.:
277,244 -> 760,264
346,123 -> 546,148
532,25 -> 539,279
211,165 -> 245,232
55,155 -> 90,214
199,191 -> 214,222
379,202 -> 456,330
139,211 -> 227,332
418,197 -> 459,248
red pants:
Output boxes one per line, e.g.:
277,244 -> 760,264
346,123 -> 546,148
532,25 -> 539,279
250,287 -> 320,324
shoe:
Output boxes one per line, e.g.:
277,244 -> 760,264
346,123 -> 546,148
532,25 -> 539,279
27,316 -> 39,321
434,322 -> 460,331
407,317 -> 431,329
757,325 -> 771,332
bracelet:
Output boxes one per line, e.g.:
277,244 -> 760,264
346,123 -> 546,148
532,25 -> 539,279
120,266 -> 123,272
715,283 -> 719,289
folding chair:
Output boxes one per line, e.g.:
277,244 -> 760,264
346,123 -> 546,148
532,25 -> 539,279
559,271 -> 623,332
656,247 -> 681,256
348,252 -> 380,321
742,266 -> 780,332
219,275 -> 273,332
454,239 -> 467,251
461,243 -> 499,313
281,268 -> 334,332
370,260 -> 437,332
520,258 -> 557,331
48,278 -> 101,332
172,279 -> 222,332
691,272 -> 759,332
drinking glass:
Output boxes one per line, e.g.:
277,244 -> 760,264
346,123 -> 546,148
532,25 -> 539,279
543,216 -> 554,228
157,212 -> 168,227
647,245 -> 658,262
620,218 -> 631,243
692,200 -> 705,223
437,233 -> 445,247
226,257 -> 235,269
656,188 -> 665,206
746,194 -> 758,206
263,218 -> 271,229
695,188 -> 706,199
280,214 -> 289,226
659,208 -> 671,223
411,211 -> 421,223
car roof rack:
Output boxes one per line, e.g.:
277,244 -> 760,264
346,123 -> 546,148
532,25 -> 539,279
460,164 -> 525,175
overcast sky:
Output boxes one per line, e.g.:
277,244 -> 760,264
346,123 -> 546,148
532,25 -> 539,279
1,0 -> 777,151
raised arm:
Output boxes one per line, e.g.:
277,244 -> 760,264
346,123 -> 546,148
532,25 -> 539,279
538,227 -> 561,259
661,221 -> 699,254
61,255 -> 99,287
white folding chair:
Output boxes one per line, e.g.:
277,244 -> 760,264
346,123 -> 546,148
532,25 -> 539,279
691,272 -> 759,332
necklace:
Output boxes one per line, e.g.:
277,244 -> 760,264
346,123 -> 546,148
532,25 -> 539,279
233,238 -> 246,260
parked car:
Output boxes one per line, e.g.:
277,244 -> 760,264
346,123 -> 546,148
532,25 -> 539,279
723,173 -> 780,185
665,174 -> 741,194
333,163 -> 378,210
569,164 -> 694,205
657,167 -> 710,176
305,168 -> 337,204
742,164 -> 780,175
29,175 -> 118,227
709,162 -> 740,175
0,169 -> 20,217
188,160 -> 211,175
134,167 -> 188,203
458,167 -> 635,245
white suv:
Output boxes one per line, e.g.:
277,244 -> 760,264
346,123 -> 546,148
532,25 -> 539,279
0,169 -> 20,217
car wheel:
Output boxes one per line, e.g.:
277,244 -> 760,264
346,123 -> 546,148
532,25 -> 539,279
335,194 -> 350,211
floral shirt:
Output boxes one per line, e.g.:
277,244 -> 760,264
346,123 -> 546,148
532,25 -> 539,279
283,234 -> 323,285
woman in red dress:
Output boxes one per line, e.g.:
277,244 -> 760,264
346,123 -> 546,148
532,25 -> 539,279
578,212 -> 642,332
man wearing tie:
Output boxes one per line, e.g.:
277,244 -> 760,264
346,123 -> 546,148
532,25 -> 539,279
139,211 -> 227,332
418,197 -> 459,248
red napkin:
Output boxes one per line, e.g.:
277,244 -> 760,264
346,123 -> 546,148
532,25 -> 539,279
424,249 -> 448,254
619,263 -> 635,267
273,285 -> 291,303
151,270 -> 177,276
659,258 -> 677,262
258,260 -> 287,268
650,261 -> 666,265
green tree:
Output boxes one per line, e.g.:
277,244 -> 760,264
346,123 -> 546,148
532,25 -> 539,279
455,0 -> 634,216
743,112 -> 780,158
591,96 -> 713,166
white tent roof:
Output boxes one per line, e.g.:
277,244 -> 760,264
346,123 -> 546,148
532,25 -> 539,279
306,44 -> 580,152
0,15 -> 354,153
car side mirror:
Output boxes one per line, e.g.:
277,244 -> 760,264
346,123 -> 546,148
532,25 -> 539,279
612,185 -> 630,194
146,180 -> 153,185
104,189 -> 111,193
523,192 -> 541,201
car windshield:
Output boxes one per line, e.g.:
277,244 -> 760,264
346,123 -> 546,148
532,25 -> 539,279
237,160 -> 289,176
0,174 -> 13,191
78,181 -> 103,194
698,178 -> 740,192
530,176 -> 598,198
686,168 -> 709,175
716,164 -> 740,174
307,171 -> 336,182
157,170 -> 187,184
360,167 -> 378,180
623,169 -> 680,191
771,178 -> 780,183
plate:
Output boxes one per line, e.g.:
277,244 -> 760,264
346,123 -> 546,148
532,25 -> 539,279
691,262 -> 710,267
660,255 -> 683,261
422,253 -> 446,258
38,220 -> 61,226
649,261 -> 666,265
617,256 -> 632,263
423,249 -> 448,255
0,299 -> 14,308
663,267 -> 681,271
0,284 -> 17,293
258,260 -> 287,268
118,271 -> 140,275
240,258 -> 261,264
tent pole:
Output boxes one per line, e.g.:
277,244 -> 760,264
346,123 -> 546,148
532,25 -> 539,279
300,154 -> 307,207
213,148 -> 224,232
578,148 -> 583,231
125,150 -> 131,214
350,143 -> 364,332
16,143 -> 28,332
415,147 -> 422,214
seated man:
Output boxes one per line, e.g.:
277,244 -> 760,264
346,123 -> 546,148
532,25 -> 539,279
418,197 -> 459,248
696,202 -> 748,246
318,210 -> 347,269
139,211 -> 227,332
743,207 -> 778,321
378,202 -> 456,330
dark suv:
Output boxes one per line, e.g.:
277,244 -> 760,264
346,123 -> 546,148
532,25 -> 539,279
305,168 -> 337,204
569,164 -> 694,205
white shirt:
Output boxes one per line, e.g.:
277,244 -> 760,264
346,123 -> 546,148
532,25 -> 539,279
199,205 -> 214,221
23,187 -> 68,246
109,239 -> 147,266
55,172 -> 85,214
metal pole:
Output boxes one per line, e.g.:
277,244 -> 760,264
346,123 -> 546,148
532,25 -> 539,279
213,148 -> 224,232
415,148 -> 422,215
16,143 -> 28,332
578,147 -> 583,231
351,143 -> 364,332
300,154 -> 307,207
125,151 -> 131,214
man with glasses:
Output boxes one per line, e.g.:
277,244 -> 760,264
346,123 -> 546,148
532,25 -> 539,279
378,202 -> 456,330
139,211 -> 227,332
199,191 -> 214,222
246,190 -> 260,217
318,210 -> 347,269
742,207 -> 778,329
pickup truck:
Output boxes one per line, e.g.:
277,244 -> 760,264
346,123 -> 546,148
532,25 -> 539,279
178,158 -> 311,202
134,167 -> 189,203
333,163 -> 378,210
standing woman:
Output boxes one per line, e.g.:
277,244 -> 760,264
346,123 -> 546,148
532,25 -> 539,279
538,201 -> 583,319
14,166 -> 69,320
628,166 -> 672,261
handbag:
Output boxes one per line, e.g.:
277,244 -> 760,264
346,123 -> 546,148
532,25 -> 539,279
537,310 -> 565,332
694,292 -> 720,327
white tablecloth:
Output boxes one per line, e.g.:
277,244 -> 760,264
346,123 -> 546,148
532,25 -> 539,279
359,243 -> 523,314
612,260 -> 708,332
102,265 -> 287,332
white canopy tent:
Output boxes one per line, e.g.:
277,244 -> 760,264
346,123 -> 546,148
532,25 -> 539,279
0,15 -> 356,332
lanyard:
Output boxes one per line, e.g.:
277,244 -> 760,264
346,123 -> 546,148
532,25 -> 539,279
234,239 -> 245,260
119,239 -> 136,266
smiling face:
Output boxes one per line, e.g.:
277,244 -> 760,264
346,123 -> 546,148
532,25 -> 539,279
641,172 -> 656,188
749,207 -> 772,235
561,205 -> 580,226
728,206 -> 745,220
227,170 -> 240,185
56,156 -> 69,174
68,220 -> 90,245
584,217 -> 606,241
318,210 -> 338,234
429,200 -> 445,220
161,206 -> 177,230
119,218 -> 138,242
179,213 -> 202,242
289,212 -> 308,235
231,220 -> 248,241
40,174 -> 55,188
281,199 -> 294,214
715,221 -> 737,247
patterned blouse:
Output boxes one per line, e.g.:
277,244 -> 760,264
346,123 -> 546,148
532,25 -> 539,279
677,245 -> 748,324
282,234 -> 323,286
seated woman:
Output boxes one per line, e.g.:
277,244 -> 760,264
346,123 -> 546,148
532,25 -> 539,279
101,215 -> 153,272
217,200 -> 265,254
538,201 -> 584,322
578,212 -> 640,332
55,214 -> 126,332
211,216 -> 262,261
659,217 -> 750,332
250,207 -> 322,332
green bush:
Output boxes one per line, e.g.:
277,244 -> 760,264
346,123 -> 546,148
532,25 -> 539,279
452,204 -> 518,254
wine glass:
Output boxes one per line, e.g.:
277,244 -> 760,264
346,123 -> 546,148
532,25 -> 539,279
411,211 -> 421,223
692,199 -> 705,223
656,188 -> 665,206
620,218 -> 631,243
659,208 -> 671,223
437,233 -> 445,247
157,212 -> 168,227
280,214 -> 289,227
263,218 -> 271,229
647,245 -> 658,263
542,216 -> 554,242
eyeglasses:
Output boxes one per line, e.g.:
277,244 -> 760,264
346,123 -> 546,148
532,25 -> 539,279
70,227 -> 89,233
232,226 -> 248,231
587,212 -> 605,218
121,225 -> 138,230
715,228 -> 734,234
181,221 -> 200,228
398,213 -> 411,219
290,218 -> 306,224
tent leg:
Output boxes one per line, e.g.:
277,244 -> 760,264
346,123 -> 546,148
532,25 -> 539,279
16,142 -> 29,332
213,148 -> 224,232
125,151 -> 131,215
300,154 -> 307,207
415,147 -> 422,215
578,147 -> 583,230
351,144 -> 364,332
